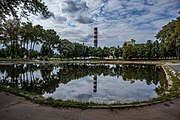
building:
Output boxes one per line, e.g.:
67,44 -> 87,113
125,41 -> 135,46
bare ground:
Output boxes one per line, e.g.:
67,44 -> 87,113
0,91 -> 180,120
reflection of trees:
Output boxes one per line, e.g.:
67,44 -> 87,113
154,68 -> 169,95
0,63 -> 168,96
39,64 -> 60,94
122,65 -> 158,84
0,65 -> 19,88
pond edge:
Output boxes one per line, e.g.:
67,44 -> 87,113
0,61 -> 180,109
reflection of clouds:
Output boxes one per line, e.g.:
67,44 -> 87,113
43,75 -> 158,104
0,72 -> 5,80
76,94 -> 93,102
43,76 -> 93,101
33,70 -> 42,80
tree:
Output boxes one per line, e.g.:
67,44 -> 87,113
57,39 -> 75,59
134,44 -> 145,59
145,40 -> 153,59
159,43 -> 168,59
131,39 -> 136,43
114,48 -> 123,59
175,17 -> 180,60
123,45 -> 134,59
156,17 -> 180,60
40,43 -> 53,58
103,47 -> 111,58
31,25 -> 44,50
42,29 -> 59,58
1,18 -> 20,58
18,22 -> 34,58
152,40 -> 159,58
0,48 -> 8,58
0,0 -> 51,22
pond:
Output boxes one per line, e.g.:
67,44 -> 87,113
0,63 -> 168,104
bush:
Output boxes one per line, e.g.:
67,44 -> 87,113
44,56 -> 49,61
38,56 -> 48,61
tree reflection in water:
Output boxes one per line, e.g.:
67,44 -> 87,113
0,63 -> 168,96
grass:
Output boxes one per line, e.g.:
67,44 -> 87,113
0,62 -> 180,109
0,58 -> 23,61
1,57 -> 180,62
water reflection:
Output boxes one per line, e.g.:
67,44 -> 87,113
0,63 -> 168,104
93,75 -> 97,93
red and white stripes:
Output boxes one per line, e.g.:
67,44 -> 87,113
94,27 -> 98,48
93,75 -> 97,93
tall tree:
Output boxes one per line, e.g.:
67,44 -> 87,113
145,40 -> 153,59
42,29 -> 59,58
18,22 -> 34,58
1,18 -> 20,58
152,40 -> 160,58
156,17 -> 180,60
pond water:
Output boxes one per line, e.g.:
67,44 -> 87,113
0,63 -> 168,104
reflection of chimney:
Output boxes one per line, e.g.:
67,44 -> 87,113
94,27 -> 98,48
93,75 -> 97,93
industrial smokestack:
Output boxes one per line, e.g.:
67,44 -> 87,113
94,27 -> 98,48
93,75 -> 97,93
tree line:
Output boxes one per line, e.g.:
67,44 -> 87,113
0,1 -> 179,60
0,19 -> 179,60
122,39 -> 176,59
0,18 -> 121,59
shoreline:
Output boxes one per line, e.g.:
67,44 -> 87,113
0,60 -> 164,65
0,60 -> 179,109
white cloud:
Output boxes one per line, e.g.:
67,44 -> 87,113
27,0 -> 180,47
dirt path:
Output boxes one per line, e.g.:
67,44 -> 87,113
0,91 -> 180,120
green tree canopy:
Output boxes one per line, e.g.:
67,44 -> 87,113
156,18 -> 179,49
156,17 -> 180,60
0,0 -> 51,22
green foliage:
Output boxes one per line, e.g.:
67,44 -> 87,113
42,29 -> 59,58
55,41 -> 123,59
0,18 -> 20,58
122,38 -> 177,60
0,0 -> 51,22
123,45 -> 135,59
0,48 -> 8,58
29,49 -> 39,59
156,18 -> 179,49
156,17 -> 180,60
40,44 -> 53,58
0,16 -> 179,60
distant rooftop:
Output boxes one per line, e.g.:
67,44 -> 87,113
125,41 -> 135,46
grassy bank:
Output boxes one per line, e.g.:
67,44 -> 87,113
0,57 -> 180,62
0,59 -> 172,65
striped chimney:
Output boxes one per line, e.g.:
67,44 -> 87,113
94,27 -> 98,48
93,75 -> 97,93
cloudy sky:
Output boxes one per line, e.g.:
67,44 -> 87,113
29,0 -> 180,47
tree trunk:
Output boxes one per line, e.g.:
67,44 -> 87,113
177,46 -> 180,61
